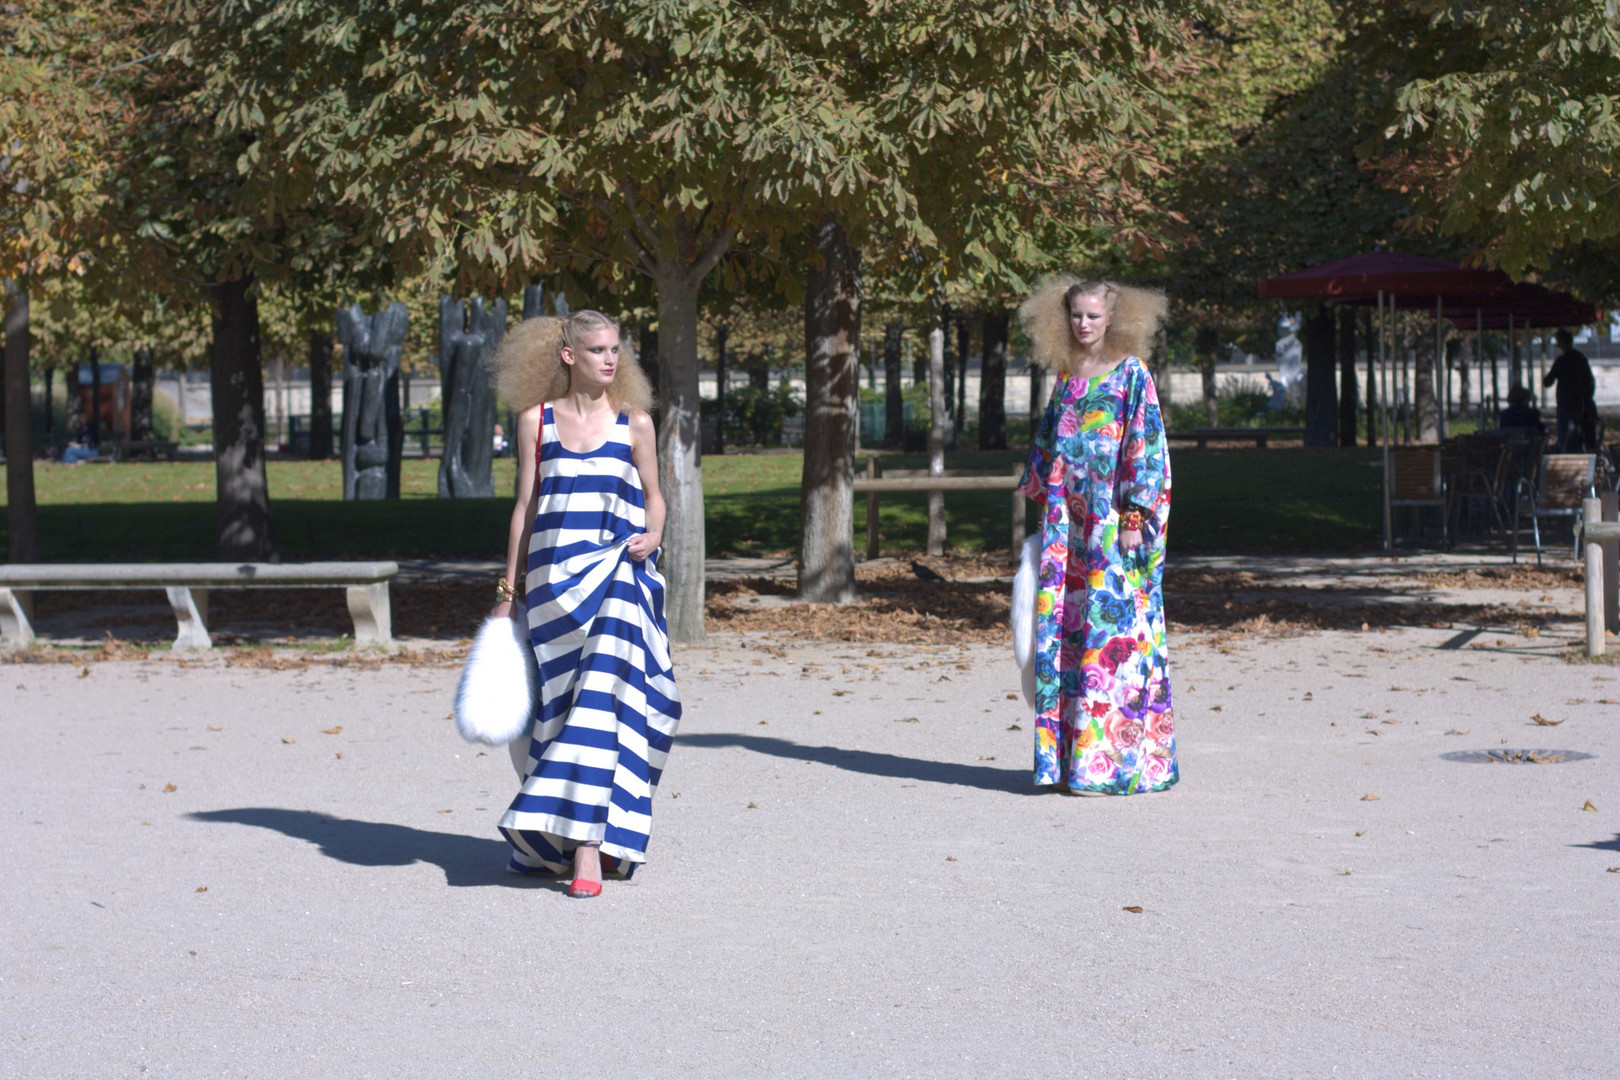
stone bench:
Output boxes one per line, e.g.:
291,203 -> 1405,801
0,562 -> 399,650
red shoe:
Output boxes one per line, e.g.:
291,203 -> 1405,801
568,878 -> 602,898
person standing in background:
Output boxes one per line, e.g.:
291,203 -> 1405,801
1543,328 -> 1597,451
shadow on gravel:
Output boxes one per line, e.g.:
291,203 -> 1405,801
677,733 -> 1030,794
1573,833 -> 1620,853
188,808 -> 530,888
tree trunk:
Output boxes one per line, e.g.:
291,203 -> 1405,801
131,346 -> 155,441
1196,324 -> 1220,428
209,276 -> 276,560
798,214 -> 860,603
1303,305 -> 1338,447
713,322 -> 728,455
640,324 -> 660,429
940,304 -> 955,425
87,346 -> 102,446
1027,361 -> 1046,439
652,264 -> 707,643
1363,310 -> 1379,444
42,366 -> 53,443
1337,309 -> 1358,447
4,279 -> 37,561
927,293 -> 947,556
978,310 -> 1008,450
65,359 -> 83,438
955,315 -> 969,430
883,320 -> 904,450
1414,321 -> 1438,442
308,329 -> 334,459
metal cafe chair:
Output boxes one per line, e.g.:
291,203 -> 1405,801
1390,445 -> 1449,548
1513,452 -> 1597,565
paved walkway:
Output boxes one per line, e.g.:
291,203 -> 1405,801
3,619 -> 1615,1077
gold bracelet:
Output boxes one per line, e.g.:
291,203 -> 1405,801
495,577 -> 517,602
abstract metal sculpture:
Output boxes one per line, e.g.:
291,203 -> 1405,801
436,296 -> 505,498
336,301 -> 408,500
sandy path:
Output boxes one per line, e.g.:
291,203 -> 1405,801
2,621 -> 1616,1078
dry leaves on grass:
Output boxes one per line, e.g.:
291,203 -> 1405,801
1531,714 -> 1564,726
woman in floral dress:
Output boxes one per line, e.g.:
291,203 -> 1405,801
1017,277 -> 1177,795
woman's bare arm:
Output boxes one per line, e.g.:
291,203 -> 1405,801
491,405 -> 543,617
625,410 -> 664,561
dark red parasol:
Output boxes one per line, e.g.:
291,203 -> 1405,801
1257,252 -> 1514,301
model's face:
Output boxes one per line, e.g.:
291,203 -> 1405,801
562,328 -> 620,388
1068,292 -> 1110,348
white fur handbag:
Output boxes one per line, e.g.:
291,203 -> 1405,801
1012,533 -> 1041,707
454,607 -> 540,745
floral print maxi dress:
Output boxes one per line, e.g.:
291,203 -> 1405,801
1018,355 -> 1178,794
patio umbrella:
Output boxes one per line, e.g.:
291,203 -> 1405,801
1257,252 -> 1513,301
1259,254 -> 1519,551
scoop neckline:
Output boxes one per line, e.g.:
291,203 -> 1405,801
546,403 -> 623,456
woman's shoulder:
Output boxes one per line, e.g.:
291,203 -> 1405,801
625,409 -> 655,438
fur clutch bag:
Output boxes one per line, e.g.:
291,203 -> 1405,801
454,609 -> 539,745
1012,533 -> 1040,707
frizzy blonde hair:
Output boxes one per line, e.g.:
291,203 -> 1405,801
1018,275 -> 1169,377
487,309 -> 654,415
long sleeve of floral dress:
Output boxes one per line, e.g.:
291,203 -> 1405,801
1017,357 -> 1177,794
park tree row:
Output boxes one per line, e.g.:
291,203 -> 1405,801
7,2 -> 1619,641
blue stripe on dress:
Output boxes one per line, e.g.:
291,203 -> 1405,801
498,406 -> 683,876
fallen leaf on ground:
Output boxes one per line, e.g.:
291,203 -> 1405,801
1531,714 -> 1563,726
1355,830 -> 1366,837
335,752 -> 343,760
1005,693 -> 1018,700
280,737 -> 295,744
1338,870 -> 1352,876
1122,905 -> 1144,913
746,801 -> 759,809
897,716 -> 920,723
161,783 -> 177,793
322,726 -> 343,735
1007,723 -> 1023,731
1209,705 -> 1222,713
1445,729 -> 1470,735
1608,867 -> 1620,873
1360,794 -> 1381,801
206,725 -> 221,731
79,667 -> 90,679
194,886 -> 207,893
1582,800 -> 1598,812
1598,698 -> 1620,705
945,856 -> 957,862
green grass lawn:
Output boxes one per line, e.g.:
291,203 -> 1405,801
1,446 -> 1382,561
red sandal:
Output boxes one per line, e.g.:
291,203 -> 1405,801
568,878 -> 602,898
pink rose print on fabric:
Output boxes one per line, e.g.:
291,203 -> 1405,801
1105,711 -> 1145,750
1147,709 -> 1175,744
1099,637 -> 1137,672
1082,749 -> 1118,784
1142,753 -> 1173,786
1081,664 -> 1114,695
1057,410 -> 1081,438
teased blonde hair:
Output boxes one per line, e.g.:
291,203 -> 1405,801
1018,275 -> 1169,377
487,309 -> 654,415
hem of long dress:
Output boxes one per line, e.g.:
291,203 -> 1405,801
500,822 -> 647,874
1045,771 -> 1179,796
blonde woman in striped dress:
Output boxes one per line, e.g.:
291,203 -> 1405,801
487,310 -> 681,898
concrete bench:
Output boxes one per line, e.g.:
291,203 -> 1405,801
1167,426 -> 1306,449
0,562 -> 398,650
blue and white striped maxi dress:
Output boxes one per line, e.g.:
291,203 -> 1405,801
498,405 -> 682,876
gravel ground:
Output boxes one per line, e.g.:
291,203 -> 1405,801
2,615 -> 1616,1079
